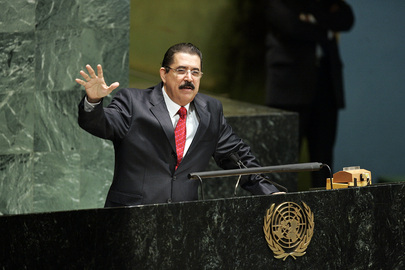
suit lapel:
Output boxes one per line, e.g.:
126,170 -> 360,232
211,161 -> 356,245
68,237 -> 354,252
149,83 -> 176,151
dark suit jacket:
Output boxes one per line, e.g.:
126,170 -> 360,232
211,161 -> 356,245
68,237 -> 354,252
265,0 -> 354,109
78,83 -> 279,207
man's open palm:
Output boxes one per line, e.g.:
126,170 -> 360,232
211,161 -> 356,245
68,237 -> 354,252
75,64 -> 119,103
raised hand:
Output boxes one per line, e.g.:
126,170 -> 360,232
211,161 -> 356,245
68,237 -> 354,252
75,64 -> 120,103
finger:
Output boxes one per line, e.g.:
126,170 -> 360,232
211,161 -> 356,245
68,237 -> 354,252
79,70 -> 91,81
108,82 -> 120,92
97,64 -> 103,78
75,78 -> 86,86
86,64 -> 97,78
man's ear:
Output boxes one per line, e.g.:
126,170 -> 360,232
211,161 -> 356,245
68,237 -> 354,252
159,67 -> 167,83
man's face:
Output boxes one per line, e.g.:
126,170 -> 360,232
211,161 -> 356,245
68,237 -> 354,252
160,52 -> 201,106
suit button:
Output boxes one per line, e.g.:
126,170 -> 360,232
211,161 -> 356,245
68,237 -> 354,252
173,176 -> 177,181
167,199 -> 172,203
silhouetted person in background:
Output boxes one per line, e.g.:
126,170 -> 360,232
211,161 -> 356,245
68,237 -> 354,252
265,0 -> 354,188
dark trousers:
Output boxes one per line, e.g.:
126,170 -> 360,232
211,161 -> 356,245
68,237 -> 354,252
298,99 -> 338,188
300,66 -> 339,187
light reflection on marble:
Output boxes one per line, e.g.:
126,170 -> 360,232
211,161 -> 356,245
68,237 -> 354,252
0,154 -> 34,215
0,32 -> 35,94
80,0 -> 130,29
35,29 -> 83,92
0,93 -> 35,155
35,0 -> 81,30
33,151 -> 81,213
0,0 -> 36,33
0,0 -> 130,215
79,137 -> 114,209
79,28 -> 130,88
33,90 -> 82,152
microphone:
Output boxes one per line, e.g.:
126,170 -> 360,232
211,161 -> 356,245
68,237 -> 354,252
227,152 -> 288,195
228,152 -> 244,167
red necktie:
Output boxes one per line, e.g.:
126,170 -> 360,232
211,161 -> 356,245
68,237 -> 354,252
175,107 -> 187,170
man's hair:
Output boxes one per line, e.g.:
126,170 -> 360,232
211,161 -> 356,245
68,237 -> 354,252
161,43 -> 203,71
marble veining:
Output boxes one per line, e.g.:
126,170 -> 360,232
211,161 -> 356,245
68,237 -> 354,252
33,151 -> 81,212
0,0 -> 130,215
0,32 -> 35,94
0,0 -> 36,33
0,92 -> 35,155
0,153 -> 34,215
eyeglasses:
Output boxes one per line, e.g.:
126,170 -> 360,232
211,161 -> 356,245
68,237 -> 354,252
166,66 -> 203,78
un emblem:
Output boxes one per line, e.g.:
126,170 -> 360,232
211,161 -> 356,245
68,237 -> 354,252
263,202 -> 314,260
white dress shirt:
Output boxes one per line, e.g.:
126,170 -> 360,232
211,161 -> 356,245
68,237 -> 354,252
162,87 -> 199,156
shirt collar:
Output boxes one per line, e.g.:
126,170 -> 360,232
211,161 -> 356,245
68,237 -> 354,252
162,86 -> 190,118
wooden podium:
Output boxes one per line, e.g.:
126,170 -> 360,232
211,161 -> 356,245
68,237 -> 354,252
1,183 -> 404,269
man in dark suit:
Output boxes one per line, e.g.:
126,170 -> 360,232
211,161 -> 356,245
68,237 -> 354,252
265,0 -> 354,187
76,43 -> 282,207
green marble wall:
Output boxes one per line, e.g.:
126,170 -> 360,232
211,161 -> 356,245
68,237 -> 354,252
0,0 -> 129,215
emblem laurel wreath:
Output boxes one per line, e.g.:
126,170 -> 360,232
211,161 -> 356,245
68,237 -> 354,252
263,202 -> 314,261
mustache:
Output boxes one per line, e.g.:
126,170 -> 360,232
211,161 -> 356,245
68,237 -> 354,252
179,81 -> 195,90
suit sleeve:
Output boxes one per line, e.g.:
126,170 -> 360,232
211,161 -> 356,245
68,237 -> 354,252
78,88 -> 133,141
212,103 -> 280,195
